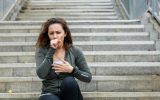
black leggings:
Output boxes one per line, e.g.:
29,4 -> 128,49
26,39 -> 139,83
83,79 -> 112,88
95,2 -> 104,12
39,77 -> 83,100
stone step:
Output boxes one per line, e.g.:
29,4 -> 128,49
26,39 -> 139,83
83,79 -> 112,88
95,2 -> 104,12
26,2 -> 113,6
0,62 -> 160,77
0,20 -> 141,25
30,0 -> 111,1
0,25 -> 144,33
20,9 -> 115,13
29,0 -> 112,3
0,41 -> 155,52
22,5 -> 114,9
32,0 -> 111,2
25,5 -> 113,9
0,32 -> 149,42
23,5 -> 114,10
29,3 -> 111,7
24,5 -> 114,10
0,75 -> 160,92
16,16 -> 118,20
27,0 -> 111,5
1,92 -> 160,100
0,51 -> 159,63
18,12 -> 117,17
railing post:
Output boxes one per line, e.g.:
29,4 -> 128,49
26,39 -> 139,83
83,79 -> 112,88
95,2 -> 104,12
0,0 -> 4,19
0,0 -> 17,20
120,0 -> 148,19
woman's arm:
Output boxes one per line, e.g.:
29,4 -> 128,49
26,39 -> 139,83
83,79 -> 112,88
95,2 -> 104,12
72,47 -> 92,83
35,47 -> 55,79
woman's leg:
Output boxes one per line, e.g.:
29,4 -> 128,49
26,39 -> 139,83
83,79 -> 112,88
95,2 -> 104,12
39,93 -> 60,100
60,77 -> 83,100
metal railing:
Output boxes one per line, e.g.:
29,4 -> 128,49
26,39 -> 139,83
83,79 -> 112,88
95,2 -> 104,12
148,0 -> 160,23
0,0 -> 16,20
120,0 -> 148,19
120,0 -> 160,23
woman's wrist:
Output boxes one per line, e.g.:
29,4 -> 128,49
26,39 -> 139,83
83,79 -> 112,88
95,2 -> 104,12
70,67 -> 75,74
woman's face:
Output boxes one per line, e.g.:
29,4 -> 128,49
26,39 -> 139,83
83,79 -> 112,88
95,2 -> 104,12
48,23 -> 66,48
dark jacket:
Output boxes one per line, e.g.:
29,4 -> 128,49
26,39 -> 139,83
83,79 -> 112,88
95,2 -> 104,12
35,45 -> 92,94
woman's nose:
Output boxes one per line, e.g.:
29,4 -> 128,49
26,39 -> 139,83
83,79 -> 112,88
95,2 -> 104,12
53,34 -> 57,39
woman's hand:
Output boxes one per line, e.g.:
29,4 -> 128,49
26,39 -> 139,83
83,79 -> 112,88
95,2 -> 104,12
52,59 -> 74,73
50,39 -> 61,49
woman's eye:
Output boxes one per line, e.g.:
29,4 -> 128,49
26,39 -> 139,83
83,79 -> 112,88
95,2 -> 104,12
56,32 -> 61,34
49,33 -> 54,35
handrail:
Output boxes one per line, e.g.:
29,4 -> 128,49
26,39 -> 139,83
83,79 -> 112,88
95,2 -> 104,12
0,0 -> 16,20
120,0 -> 160,23
157,0 -> 160,16
149,0 -> 160,23
1,0 -> 27,21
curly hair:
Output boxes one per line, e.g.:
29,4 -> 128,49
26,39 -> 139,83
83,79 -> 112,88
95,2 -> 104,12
35,18 -> 73,51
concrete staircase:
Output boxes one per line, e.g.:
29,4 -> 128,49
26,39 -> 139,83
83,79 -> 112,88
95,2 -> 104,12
0,0 -> 160,99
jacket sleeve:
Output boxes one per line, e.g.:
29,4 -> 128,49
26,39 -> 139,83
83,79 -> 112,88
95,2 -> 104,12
72,47 -> 92,83
35,47 -> 56,79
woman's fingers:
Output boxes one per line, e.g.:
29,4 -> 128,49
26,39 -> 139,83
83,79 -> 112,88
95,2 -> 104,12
52,67 -> 61,71
52,64 -> 61,68
52,65 -> 64,72
52,63 -> 64,69
59,59 -> 67,64
52,63 -> 67,72
50,39 -> 62,49
50,39 -> 58,49
52,61 -> 73,73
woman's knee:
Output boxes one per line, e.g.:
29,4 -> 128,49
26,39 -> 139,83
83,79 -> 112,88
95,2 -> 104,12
39,94 -> 59,100
61,77 -> 78,89
60,77 -> 83,100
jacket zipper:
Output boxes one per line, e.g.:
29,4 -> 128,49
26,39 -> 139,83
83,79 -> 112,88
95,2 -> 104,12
57,75 -> 60,95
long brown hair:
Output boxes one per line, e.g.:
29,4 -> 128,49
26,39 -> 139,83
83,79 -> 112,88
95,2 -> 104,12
35,18 -> 73,51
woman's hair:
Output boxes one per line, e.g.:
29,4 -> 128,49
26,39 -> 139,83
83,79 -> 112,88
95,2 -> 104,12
35,18 -> 73,51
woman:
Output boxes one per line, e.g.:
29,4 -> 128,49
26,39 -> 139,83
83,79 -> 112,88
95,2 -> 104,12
35,18 -> 92,100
